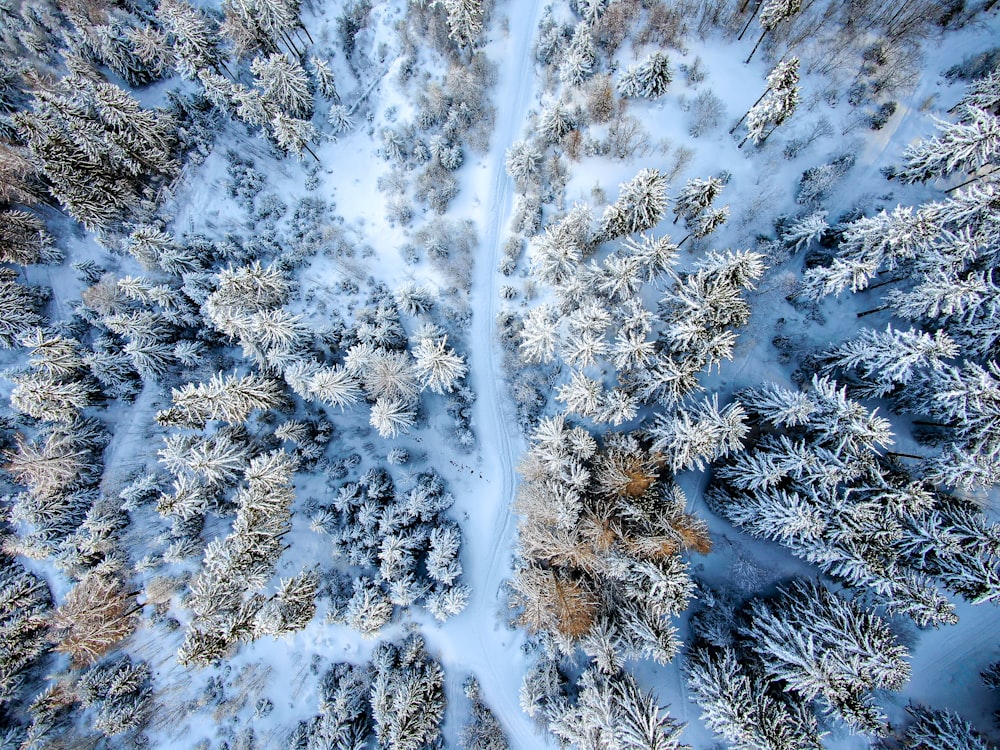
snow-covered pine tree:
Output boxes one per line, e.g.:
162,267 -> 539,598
369,397 -> 417,439
559,23 -> 596,86
460,676 -> 508,750
307,364 -> 363,409
0,559 -> 51,711
899,106 -> 1000,184
599,168 -> 669,240
412,334 -> 467,395
157,0 -> 227,79
823,324 -> 958,397
539,99 -> 576,145
0,272 -> 44,348
649,396 -> 748,472
519,304 -> 560,364
743,579 -> 909,735
742,59 -> 800,146
370,635 -> 445,749
156,371 -> 286,427
529,204 -> 593,286
0,210 -> 57,265
746,0 -> 802,63
781,210 -> 828,250
77,655 -> 153,736
548,668 -> 687,750
221,0 -> 277,59
271,112 -> 318,159
444,0 -> 484,49
254,568 -> 318,636
900,705 -> 994,750
505,139 -> 543,189
672,177 -> 723,226
617,51 -> 672,99
13,79 -> 177,230
685,645 -> 824,750
513,421 -> 708,661
251,52 -> 314,118
51,573 -> 139,667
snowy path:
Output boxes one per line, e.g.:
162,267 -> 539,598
421,0 -> 548,746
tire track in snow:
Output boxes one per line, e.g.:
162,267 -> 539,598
460,0 -> 546,745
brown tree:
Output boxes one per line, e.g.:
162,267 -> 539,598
50,573 -> 139,666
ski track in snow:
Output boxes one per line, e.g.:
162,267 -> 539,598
448,0 -> 546,745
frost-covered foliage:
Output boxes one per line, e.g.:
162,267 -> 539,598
799,78 -> 1000,493
688,579 -> 909,741
460,676 -> 509,750
290,636 -> 446,750
370,635 -> 446,750
512,418 -> 709,662
710,377 -> 1000,627
0,559 -> 51,712
318,467 -> 468,633
900,705 -> 995,750
618,51 -> 672,99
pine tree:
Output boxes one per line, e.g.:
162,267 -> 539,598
519,304 -> 560,364
743,579 -> 909,735
901,705 -> 994,750
251,52 -> 313,118
559,23 -> 596,86
617,52 -> 672,99
0,272 -> 44,348
310,56 -> 339,100
271,112 -> 319,159
672,177 -> 723,226
156,371 -> 286,427
599,168 -> 669,240
413,335 -> 467,394
460,676 -> 509,750
369,398 -> 417,439
254,569 -> 318,636
548,668 -> 687,750
445,0 -> 484,49
824,324 -> 958,397
741,59 -> 800,146
0,560 -> 51,710
746,0 -> 802,63
899,107 -> 1000,184
157,0 -> 227,79
506,140 -> 543,188
370,635 -> 446,750
530,204 -> 593,286
650,396 -> 748,472
308,364 -> 363,409
686,645 -> 824,750
0,210 -> 57,265
781,210 -> 828,250
77,655 -> 153,736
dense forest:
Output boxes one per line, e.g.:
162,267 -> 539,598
0,0 -> 998,747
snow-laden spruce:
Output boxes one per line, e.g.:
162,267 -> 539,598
710,377 -> 1000,626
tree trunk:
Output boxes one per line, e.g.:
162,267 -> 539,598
305,143 -> 319,161
865,275 -> 905,291
913,420 -> 953,428
730,86 -> 771,133
857,305 -> 888,318
678,233 -> 692,247
886,451 -> 924,460
945,166 -> 999,193
745,29 -> 768,64
738,0 -> 764,40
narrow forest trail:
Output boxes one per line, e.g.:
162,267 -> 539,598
424,0 -> 548,745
